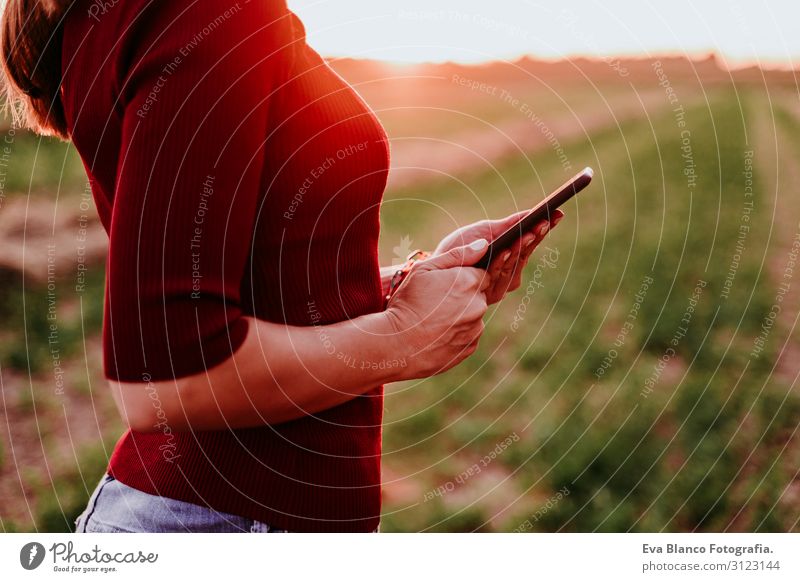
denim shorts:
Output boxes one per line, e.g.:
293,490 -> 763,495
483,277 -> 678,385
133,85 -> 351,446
74,473 -> 288,533
74,473 -> 380,533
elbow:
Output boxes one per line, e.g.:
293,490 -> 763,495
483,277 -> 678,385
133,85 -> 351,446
119,399 -> 170,434
124,406 -> 164,434
109,377 -> 192,434
126,413 -> 157,434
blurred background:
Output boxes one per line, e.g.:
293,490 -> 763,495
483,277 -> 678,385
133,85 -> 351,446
1,0 -> 799,532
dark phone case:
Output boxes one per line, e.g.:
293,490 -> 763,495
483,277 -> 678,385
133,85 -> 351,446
472,168 -> 593,269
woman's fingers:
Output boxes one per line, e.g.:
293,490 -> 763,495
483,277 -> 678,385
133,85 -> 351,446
505,233 -> 537,290
482,211 -> 566,303
486,247 -> 511,282
493,215 -> 561,294
483,237 -> 523,303
487,209 -> 530,238
507,215 -> 560,280
486,208 -> 564,252
549,208 -> 565,225
478,269 -> 492,293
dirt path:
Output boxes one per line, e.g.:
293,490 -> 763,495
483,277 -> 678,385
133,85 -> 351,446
0,336 -> 118,530
386,88 -> 682,191
743,89 -> 800,529
0,89 -> 685,281
750,91 -> 800,386
0,194 -> 107,284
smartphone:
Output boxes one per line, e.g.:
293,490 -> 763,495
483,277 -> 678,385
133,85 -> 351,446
472,167 -> 593,269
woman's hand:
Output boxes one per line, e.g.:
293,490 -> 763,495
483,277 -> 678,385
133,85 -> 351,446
434,209 -> 564,304
385,240 -> 491,379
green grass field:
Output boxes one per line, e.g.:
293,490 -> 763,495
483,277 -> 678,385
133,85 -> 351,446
376,81 -> 800,532
1,61 -> 798,532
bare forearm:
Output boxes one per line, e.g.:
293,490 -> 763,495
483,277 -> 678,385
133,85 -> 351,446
111,246 -> 493,433
111,311 -> 404,432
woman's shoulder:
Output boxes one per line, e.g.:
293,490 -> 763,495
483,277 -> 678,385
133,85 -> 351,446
66,0 -> 297,56
62,0 -> 303,135
127,0 -> 292,28
64,0 -> 301,91
80,0 -> 292,24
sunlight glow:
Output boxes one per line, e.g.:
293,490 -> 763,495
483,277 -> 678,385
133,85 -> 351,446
289,0 -> 800,67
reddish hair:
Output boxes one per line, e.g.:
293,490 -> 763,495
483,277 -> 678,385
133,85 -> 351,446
1,0 -> 74,139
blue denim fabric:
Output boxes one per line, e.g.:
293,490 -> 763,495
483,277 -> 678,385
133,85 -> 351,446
73,474 -> 288,533
74,473 -> 380,533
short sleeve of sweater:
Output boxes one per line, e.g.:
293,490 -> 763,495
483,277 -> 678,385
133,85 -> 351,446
104,0 -> 292,382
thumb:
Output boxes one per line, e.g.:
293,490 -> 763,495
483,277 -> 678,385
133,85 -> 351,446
417,238 -> 489,271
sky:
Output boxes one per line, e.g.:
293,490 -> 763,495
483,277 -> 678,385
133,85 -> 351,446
288,0 -> 800,68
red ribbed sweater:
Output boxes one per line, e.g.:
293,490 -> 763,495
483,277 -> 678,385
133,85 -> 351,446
62,0 -> 389,532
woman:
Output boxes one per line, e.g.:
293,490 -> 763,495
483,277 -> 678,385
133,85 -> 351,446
2,0 -> 561,532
